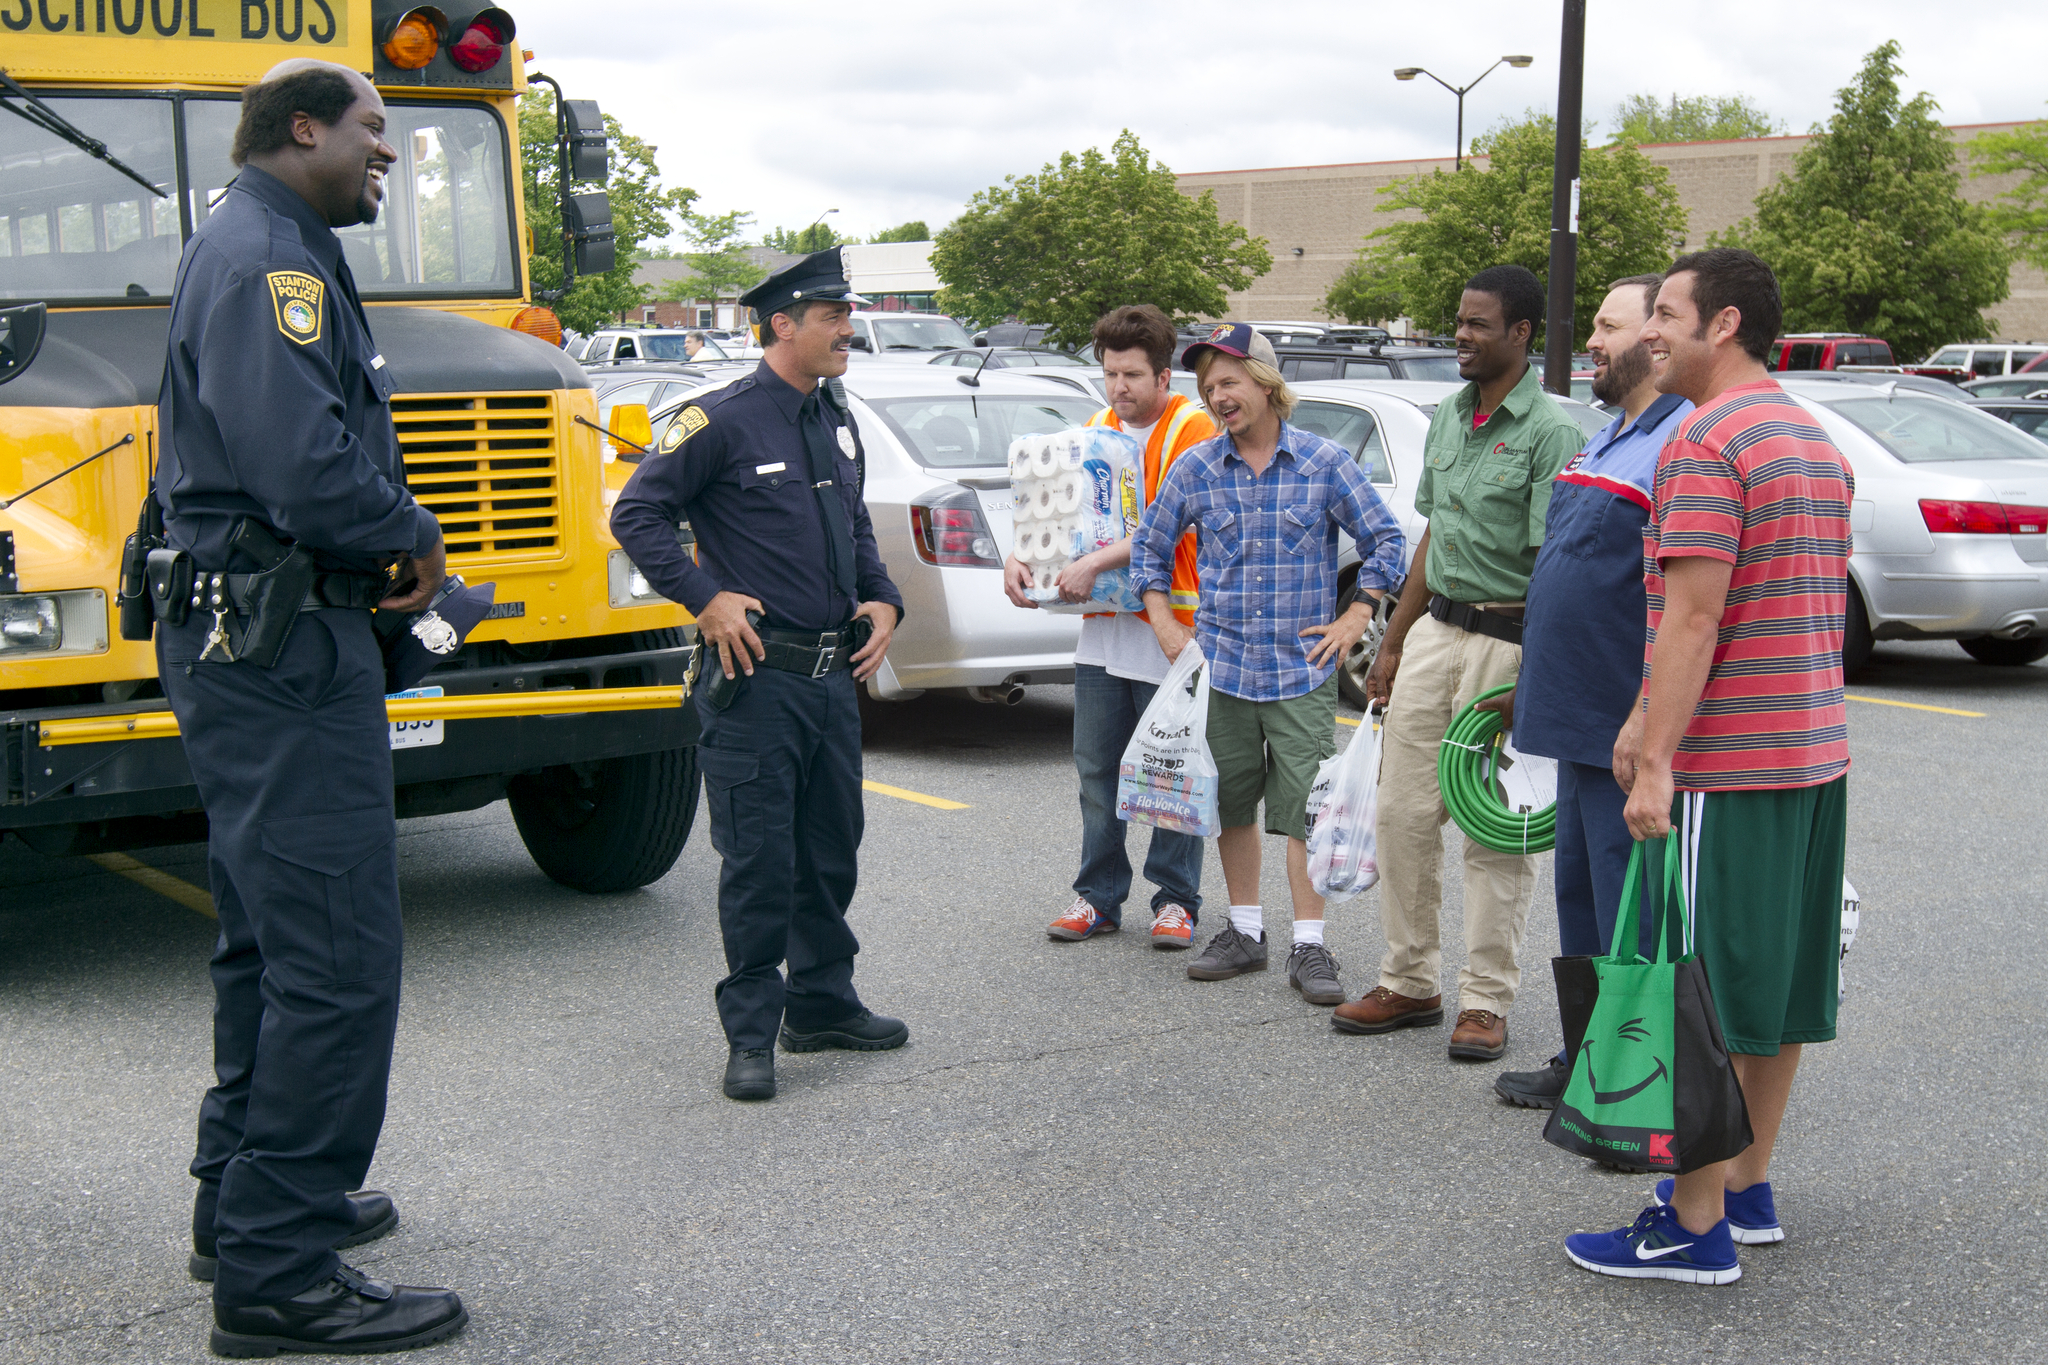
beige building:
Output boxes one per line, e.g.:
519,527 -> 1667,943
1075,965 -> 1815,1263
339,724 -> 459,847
1177,122 -> 2048,351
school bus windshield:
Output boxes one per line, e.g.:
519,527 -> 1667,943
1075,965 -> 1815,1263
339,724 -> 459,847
1,94 -> 520,304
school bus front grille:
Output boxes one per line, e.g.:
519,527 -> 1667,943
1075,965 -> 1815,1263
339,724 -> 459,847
392,394 -> 564,565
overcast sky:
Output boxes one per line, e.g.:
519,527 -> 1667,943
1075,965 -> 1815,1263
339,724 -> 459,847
516,2 -> 2048,249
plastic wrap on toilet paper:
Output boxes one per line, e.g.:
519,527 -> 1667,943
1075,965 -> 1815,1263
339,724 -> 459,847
1007,426 -> 1146,614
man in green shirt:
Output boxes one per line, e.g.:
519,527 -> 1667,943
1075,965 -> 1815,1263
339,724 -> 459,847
1334,265 -> 1584,1061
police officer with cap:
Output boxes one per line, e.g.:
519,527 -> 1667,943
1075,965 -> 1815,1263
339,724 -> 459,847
152,60 -> 466,1355
611,248 -> 909,1102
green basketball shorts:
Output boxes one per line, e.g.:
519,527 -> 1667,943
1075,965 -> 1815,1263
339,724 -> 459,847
1672,776 -> 1847,1056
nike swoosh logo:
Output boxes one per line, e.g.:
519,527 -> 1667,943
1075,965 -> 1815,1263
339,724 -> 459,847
1635,1241 -> 1696,1260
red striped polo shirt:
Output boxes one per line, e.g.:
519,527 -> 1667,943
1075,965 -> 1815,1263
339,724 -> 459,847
1644,379 -> 1854,791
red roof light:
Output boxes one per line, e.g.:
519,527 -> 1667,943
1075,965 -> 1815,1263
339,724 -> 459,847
448,10 -> 515,72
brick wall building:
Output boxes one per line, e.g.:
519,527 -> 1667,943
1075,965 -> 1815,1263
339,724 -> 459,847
1176,122 -> 2047,350
617,246 -> 800,329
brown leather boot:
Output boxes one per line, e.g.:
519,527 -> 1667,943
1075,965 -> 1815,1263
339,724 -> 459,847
1332,986 -> 1444,1034
1448,1008 -> 1508,1060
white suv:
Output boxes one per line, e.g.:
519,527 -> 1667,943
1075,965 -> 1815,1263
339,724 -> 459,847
1922,343 -> 2046,379
846,311 -> 974,359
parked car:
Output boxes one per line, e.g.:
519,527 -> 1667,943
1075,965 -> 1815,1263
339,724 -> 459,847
1960,375 -> 2048,399
847,311 -> 975,357
1963,397 -> 2048,445
1249,320 -> 1334,346
639,368 -> 1107,700
576,328 -> 700,363
972,321 -> 1052,348
1775,378 -> 2048,669
926,347 -> 1103,397
589,365 -> 717,459
1921,342 -> 2047,380
1269,344 -> 1466,384
1772,333 -> 1896,373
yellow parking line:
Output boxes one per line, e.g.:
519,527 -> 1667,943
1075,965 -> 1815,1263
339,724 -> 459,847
1845,694 -> 1986,718
88,852 -> 216,919
1336,715 -> 1362,728
862,779 -> 969,811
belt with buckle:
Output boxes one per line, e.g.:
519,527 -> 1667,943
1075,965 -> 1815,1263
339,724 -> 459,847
1428,593 -> 1525,646
755,623 -> 857,678
223,571 -> 387,613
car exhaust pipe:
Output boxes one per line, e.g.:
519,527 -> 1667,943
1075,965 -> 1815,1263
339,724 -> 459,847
1996,618 -> 2037,639
967,684 -> 1025,706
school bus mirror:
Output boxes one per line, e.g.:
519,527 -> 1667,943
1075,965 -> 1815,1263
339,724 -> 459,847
0,304 -> 48,388
563,99 -> 609,182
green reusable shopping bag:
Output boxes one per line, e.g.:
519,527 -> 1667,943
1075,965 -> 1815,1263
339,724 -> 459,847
1543,836 -> 1753,1174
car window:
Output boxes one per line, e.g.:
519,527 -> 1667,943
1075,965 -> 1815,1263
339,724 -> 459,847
869,317 -> 973,352
1291,358 -> 1343,381
1972,351 -> 2005,378
1293,400 -> 1392,483
1784,342 -> 1822,371
1168,373 -> 1202,401
866,395 -> 1103,468
1396,355 -> 1463,382
2014,351 -> 2043,372
637,335 -> 695,360
1928,347 -> 1969,367
1558,401 -> 1611,440
1026,350 -> 1087,367
1826,395 -> 2048,463
614,336 -> 638,360
597,381 -> 660,429
1343,359 -> 1394,379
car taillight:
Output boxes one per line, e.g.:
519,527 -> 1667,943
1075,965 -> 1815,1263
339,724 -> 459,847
909,489 -> 1002,568
380,6 -> 445,69
448,9 -> 515,72
510,305 -> 561,346
1919,499 -> 2048,534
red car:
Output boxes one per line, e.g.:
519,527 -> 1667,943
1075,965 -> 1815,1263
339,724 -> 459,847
1771,333 -> 1896,373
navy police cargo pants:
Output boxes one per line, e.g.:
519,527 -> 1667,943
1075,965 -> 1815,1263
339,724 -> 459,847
695,665 -> 867,1050
157,608 -> 401,1308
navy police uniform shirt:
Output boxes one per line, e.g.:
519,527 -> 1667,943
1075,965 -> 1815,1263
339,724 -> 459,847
1514,392 -> 1693,768
610,362 -> 904,633
156,164 -> 440,575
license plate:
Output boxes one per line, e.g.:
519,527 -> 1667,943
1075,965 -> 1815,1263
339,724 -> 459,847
387,685 -> 444,749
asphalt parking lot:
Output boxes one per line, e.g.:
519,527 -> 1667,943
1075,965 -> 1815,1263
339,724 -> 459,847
3,639 -> 2045,1365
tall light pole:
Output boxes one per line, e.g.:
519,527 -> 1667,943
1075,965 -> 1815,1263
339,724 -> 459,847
1393,55 -> 1535,170
1543,3 -> 1586,396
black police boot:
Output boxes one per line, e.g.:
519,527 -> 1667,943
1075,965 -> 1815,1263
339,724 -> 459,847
191,1189 -> 399,1282
1493,1053 -> 1571,1109
210,1262 -> 466,1357
723,1047 -> 777,1101
779,1009 -> 910,1053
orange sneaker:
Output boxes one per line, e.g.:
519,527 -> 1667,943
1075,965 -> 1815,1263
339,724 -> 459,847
1149,904 -> 1195,949
1047,897 -> 1116,941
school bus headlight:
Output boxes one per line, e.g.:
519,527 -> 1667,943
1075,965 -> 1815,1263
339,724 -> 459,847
0,590 -> 107,656
607,551 -> 666,608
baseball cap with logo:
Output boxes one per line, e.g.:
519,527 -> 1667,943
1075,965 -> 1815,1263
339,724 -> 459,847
1181,322 -> 1280,370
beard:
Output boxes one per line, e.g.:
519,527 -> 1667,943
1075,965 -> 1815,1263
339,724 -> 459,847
1592,339 -> 1652,404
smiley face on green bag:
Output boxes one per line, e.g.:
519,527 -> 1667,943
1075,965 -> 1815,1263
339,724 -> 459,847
1580,1018 -> 1670,1104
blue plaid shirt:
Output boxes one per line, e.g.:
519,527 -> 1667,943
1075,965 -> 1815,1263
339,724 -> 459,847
1131,422 -> 1405,702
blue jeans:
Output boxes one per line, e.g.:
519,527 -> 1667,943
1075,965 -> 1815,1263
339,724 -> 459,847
1073,664 -> 1204,927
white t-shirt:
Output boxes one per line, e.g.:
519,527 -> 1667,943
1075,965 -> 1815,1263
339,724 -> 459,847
1072,416 -> 1172,684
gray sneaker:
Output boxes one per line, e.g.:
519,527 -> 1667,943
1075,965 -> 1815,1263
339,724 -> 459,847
1287,942 -> 1345,1005
1186,923 -> 1269,981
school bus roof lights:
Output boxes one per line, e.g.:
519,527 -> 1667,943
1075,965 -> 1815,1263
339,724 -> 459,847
378,5 -> 447,70
447,9 -> 515,74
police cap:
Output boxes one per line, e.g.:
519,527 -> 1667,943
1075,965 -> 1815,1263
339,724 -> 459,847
740,247 -> 870,320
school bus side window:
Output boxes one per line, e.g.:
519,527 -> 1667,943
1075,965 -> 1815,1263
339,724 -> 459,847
0,96 -> 179,301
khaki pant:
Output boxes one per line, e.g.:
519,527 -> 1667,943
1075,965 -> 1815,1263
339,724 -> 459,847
1375,611 -> 1537,1014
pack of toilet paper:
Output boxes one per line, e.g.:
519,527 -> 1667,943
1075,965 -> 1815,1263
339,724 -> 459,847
1008,426 -> 1145,614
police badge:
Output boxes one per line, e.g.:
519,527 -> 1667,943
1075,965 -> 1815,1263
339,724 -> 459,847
410,609 -> 461,655
379,575 -> 498,692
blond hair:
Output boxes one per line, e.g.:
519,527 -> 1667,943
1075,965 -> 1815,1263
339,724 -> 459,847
1193,349 -> 1296,421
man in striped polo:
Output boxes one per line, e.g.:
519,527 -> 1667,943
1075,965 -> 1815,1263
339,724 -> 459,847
1566,248 -> 1853,1285
1005,305 -> 1216,949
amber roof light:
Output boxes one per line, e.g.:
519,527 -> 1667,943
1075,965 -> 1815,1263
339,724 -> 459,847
381,6 -> 447,70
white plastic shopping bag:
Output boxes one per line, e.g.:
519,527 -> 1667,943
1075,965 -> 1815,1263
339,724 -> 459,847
1008,426 -> 1146,614
1305,712 -> 1381,904
1115,642 -> 1221,837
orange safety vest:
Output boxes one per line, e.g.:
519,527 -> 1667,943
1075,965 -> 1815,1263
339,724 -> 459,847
1086,393 -> 1212,625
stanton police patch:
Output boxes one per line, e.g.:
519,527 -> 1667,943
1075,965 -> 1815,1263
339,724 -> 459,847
266,271 -> 324,345
659,405 -> 710,453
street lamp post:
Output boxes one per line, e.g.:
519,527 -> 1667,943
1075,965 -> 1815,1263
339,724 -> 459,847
1393,55 -> 1534,170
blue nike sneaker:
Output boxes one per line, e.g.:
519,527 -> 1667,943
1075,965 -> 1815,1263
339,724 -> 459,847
1565,1203 -> 1741,1284
1654,1178 -> 1783,1245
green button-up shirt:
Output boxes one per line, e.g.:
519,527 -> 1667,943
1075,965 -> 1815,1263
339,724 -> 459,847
1414,362 -> 1584,603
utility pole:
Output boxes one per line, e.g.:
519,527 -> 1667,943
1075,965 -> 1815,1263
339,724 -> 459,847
1543,0 -> 1586,395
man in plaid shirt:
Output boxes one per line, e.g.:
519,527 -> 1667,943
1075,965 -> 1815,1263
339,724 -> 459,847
1131,324 -> 1404,1001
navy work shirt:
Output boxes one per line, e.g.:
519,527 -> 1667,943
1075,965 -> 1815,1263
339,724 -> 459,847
156,164 -> 440,574
610,362 -> 903,632
1514,393 -> 1693,768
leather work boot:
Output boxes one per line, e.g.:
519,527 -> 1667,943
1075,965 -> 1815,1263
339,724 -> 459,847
192,1190 -> 398,1283
210,1262 -> 466,1357
1331,986 -> 1443,1035
1448,1008 -> 1508,1061
779,1010 -> 910,1053
723,1047 -> 777,1101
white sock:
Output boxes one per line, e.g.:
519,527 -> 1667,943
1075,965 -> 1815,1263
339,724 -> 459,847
1293,918 -> 1325,946
1228,904 -> 1263,940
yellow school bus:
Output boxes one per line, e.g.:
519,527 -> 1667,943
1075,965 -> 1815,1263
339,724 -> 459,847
0,2 -> 702,891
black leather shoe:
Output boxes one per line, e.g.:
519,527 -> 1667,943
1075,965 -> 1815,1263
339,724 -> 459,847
210,1262 -> 466,1357
723,1047 -> 776,1100
1494,1054 -> 1570,1109
779,1009 -> 909,1053
192,1190 -> 399,1283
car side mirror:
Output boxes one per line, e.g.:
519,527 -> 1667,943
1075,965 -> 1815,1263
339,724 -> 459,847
847,335 -> 871,352
0,303 -> 48,387
607,402 -> 652,457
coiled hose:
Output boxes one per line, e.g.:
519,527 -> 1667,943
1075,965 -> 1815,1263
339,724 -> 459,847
1438,683 -> 1557,855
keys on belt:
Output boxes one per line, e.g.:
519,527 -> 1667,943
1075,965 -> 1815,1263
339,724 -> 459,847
1427,593 -> 1525,646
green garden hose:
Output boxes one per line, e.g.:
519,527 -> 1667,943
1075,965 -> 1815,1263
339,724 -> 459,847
1439,683 -> 1557,855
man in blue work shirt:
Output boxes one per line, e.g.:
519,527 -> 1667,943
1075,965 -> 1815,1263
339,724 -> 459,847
155,61 -> 466,1355
611,250 -> 908,1104
1486,275 -> 1695,1109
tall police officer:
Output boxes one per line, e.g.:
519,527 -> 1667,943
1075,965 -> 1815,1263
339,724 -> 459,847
154,61 -> 467,1355
611,250 -> 909,1102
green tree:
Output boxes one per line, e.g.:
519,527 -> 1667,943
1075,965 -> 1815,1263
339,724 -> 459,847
1715,42 -> 2010,361
657,210 -> 768,304
1613,93 -> 1782,144
763,222 -> 851,253
518,91 -> 696,334
1970,107 -> 2048,272
932,130 -> 1272,349
1325,113 -> 1687,346
870,219 -> 932,243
